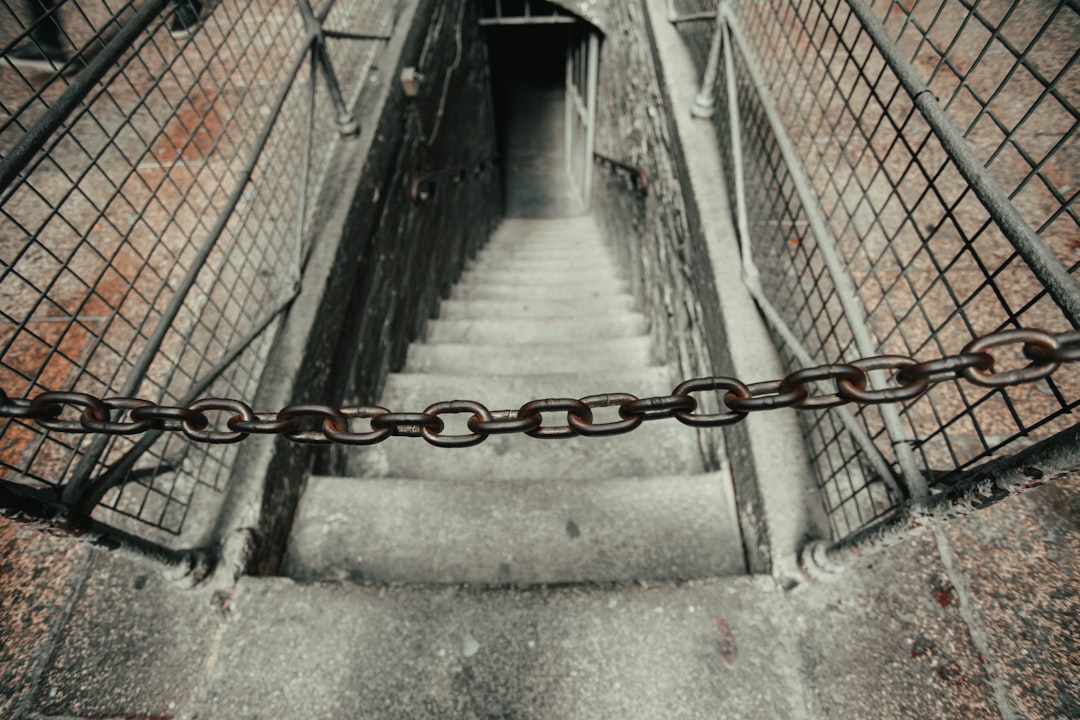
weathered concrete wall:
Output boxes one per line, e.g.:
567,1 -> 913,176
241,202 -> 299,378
324,0 -> 502,454
590,0 -> 769,570
218,0 -> 502,574
593,2 -> 718,453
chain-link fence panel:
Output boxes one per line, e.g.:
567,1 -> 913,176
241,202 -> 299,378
705,0 -> 1079,540
1,0 -> 392,546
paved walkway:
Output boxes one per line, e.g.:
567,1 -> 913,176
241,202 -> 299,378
2,472 -> 1077,718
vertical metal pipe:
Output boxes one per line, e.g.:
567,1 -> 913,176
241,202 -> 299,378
295,0 -> 358,134
720,18 -> 901,496
582,32 -> 600,204
565,32 -> 574,187
298,44 -> 318,271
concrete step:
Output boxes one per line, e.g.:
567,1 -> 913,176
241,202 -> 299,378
450,281 -> 635,303
425,314 -> 646,345
347,420 -> 703,482
460,269 -> 623,289
476,245 -> 613,262
380,366 -> 673,410
438,297 -> 636,321
484,240 -> 612,256
283,471 -> 744,584
484,229 -> 608,244
352,369 -> 702,485
470,256 -> 614,274
483,241 -> 609,255
190,575 -> 806,719
491,216 -> 603,239
470,257 -> 617,278
405,337 -> 656,374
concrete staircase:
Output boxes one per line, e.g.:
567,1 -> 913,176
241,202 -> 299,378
186,217 -> 772,719
283,215 -> 745,584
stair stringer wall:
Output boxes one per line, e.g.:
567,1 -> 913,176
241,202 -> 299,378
590,0 -> 770,572
323,0 -> 503,474
217,0 -> 503,575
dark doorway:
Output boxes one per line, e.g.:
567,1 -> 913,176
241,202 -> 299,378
486,26 -> 582,217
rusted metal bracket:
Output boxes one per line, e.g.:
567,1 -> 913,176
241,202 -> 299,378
593,152 -> 649,196
410,158 -> 499,204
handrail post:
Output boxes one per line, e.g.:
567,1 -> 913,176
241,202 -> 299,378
691,8 -> 723,118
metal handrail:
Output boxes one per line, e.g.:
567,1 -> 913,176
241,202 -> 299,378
593,152 -> 649,196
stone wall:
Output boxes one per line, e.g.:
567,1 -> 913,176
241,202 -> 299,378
591,0 -> 728,469
229,0 -> 502,572
323,0 -> 502,473
591,0 -> 772,570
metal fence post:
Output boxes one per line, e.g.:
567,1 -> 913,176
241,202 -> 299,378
296,0 -> 359,135
690,8 -> 721,118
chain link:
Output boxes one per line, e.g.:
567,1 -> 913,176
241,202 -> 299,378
1,329 -> 1076,448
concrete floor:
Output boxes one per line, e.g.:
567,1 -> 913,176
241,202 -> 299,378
2,472 -> 1077,719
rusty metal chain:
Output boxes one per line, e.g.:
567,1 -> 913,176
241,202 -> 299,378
1,328 -> 1076,448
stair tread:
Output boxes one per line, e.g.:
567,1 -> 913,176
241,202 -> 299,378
426,314 -> 648,344
438,297 -> 635,320
491,216 -> 603,233
451,283 -> 630,302
471,251 -> 614,265
405,337 -> 656,374
382,366 -> 673,408
286,214 -> 742,588
284,471 -> 744,584
475,248 -> 613,263
461,269 -> 623,287
347,421 -> 704,482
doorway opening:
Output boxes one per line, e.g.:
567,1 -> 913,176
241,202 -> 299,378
483,7 -> 599,217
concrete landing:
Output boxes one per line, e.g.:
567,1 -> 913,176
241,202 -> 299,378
404,337 -> 657,374
6,474 -> 1076,719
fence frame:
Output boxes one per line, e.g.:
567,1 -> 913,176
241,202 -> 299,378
687,0 -> 1080,554
0,0 -> 392,557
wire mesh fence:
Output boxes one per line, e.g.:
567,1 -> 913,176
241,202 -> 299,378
0,0 -> 392,546
706,0 -> 1079,539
